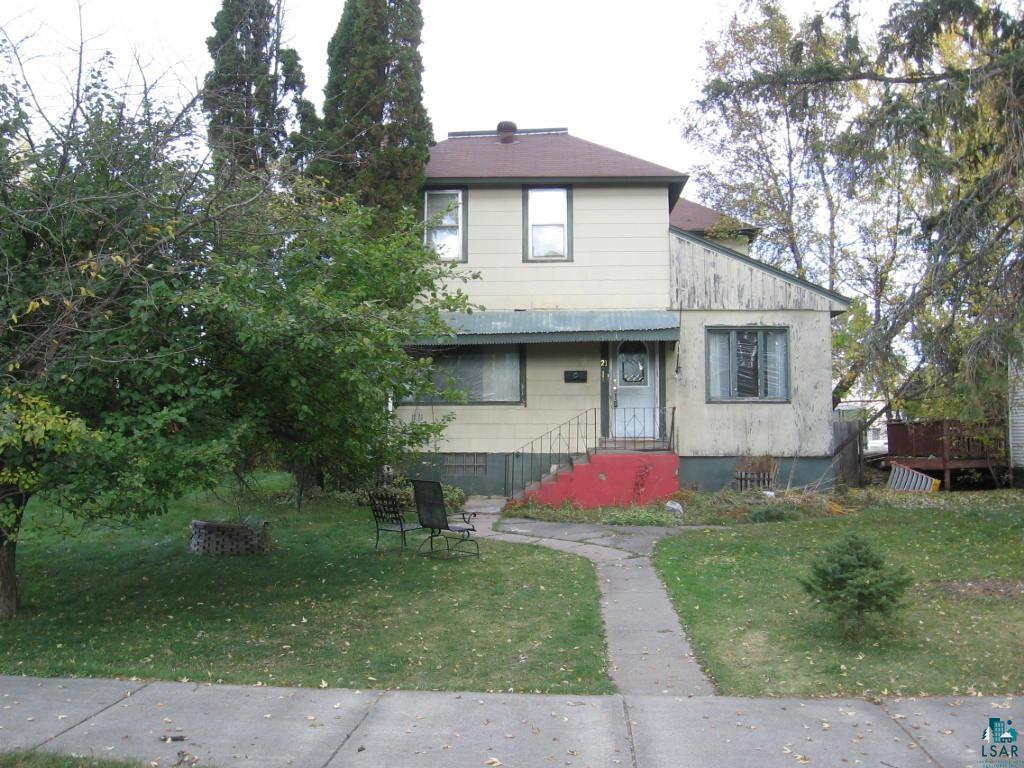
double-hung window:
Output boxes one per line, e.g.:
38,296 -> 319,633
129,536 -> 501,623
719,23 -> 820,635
707,328 -> 789,401
424,189 -> 465,262
414,345 -> 524,404
524,187 -> 571,261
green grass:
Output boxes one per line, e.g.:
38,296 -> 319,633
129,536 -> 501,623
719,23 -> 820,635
0,754 -> 143,768
0,474 -> 611,694
506,488 -> 846,526
653,490 -> 1024,697
507,501 -> 683,526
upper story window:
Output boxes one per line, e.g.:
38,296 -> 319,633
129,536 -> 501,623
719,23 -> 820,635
707,328 -> 789,401
425,189 -> 465,262
524,187 -> 572,262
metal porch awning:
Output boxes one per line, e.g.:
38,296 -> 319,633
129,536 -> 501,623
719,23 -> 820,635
416,310 -> 680,346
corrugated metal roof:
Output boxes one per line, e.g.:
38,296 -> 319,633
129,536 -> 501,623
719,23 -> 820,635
417,310 -> 681,346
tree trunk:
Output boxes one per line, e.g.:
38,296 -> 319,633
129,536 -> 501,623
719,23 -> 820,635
0,536 -> 16,619
0,487 -> 28,619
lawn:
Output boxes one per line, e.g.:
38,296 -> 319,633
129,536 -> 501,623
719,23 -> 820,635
653,489 -> 1024,697
0,754 -> 144,768
506,487 -> 848,527
0,475 -> 611,694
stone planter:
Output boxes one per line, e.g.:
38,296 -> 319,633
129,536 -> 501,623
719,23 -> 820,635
189,519 -> 270,556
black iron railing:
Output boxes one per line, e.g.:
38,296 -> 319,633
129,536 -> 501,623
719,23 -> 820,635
504,406 -> 676,499
602,406 -> 676,452
505,408 -> 599,500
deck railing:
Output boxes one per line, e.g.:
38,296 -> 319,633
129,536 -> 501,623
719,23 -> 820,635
603,407 -> 676,453
886,419 -> 1006,461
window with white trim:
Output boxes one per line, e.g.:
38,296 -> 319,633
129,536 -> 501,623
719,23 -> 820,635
707,328 -> 789,400
424,189 -> 464,261
525,187 -> 570,261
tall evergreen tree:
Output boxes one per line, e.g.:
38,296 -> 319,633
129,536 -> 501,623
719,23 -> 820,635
315,0 -> 433,216
202,0 -> 315,171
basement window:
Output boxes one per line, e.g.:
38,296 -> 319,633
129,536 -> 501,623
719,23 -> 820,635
707,328 -> 789,401
444,453 -> 488,476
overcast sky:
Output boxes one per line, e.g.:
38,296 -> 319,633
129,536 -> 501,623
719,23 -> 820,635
4,0 -> 888,198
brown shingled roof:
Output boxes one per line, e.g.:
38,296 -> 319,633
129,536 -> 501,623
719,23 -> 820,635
670,198 -> 759,237
426,127 -> 687,204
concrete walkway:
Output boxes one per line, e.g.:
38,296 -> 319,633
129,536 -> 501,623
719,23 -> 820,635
2,675 -> 1012,767
472,501 -> 714,696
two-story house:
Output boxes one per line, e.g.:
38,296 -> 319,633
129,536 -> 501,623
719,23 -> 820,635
399,122 -> 850,504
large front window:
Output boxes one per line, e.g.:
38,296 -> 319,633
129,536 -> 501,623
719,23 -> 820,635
707,328 -> 788,400
525,187 -> 571,261
417,345 -> 523,403
424,189 -> 464,261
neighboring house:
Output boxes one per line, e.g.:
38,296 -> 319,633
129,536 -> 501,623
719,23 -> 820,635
398,122 -> 850,502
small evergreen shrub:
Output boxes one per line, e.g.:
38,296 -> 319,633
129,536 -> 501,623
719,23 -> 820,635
800,533 -> 913,634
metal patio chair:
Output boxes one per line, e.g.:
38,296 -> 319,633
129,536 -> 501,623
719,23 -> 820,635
368,488 -> 423,550
411,479 -> 479,558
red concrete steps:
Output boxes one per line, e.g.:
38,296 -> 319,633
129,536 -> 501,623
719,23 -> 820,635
521,452 -> 679,508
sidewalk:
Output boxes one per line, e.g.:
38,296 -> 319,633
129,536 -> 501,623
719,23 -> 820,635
1,674 -> 1011,767
1,503 -> 1014,766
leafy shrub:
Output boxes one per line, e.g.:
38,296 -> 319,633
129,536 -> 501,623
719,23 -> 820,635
800,533 -> 913,635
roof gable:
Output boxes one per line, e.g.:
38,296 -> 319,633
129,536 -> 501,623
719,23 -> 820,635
670,198 -> 758,237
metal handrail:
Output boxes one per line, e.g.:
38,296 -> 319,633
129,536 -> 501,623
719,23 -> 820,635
505,408 -> 599,499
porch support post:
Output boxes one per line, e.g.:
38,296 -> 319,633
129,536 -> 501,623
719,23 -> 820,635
600,341 -> 610,438
658,341 -> 667,440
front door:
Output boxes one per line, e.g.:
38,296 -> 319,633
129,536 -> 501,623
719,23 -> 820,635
611,341 -> 658,439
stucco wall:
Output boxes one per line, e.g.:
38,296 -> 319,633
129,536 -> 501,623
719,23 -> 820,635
397,342 -> 602,453
673,309 -> 834,457
447,186 -> 671,310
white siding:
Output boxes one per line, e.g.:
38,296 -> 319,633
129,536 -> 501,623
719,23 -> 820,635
447,186 -> 671,310
1011,359 -> 1024,468
397,343 -> 601,453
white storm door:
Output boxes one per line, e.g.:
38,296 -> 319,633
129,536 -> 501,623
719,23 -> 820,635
611,341 -> 658,439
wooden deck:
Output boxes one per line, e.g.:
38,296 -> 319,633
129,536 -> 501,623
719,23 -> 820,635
886,419 -> 1007,489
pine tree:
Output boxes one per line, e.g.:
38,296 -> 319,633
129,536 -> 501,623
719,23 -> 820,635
316,0 -> 434,217
202,0 -> 315,171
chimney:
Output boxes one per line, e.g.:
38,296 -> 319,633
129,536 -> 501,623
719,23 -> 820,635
497,120 -> 517,143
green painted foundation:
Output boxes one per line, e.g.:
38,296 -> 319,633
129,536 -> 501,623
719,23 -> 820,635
406,453 -> 837,496
678,456 -> 835,491
404,452 -> 512,496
